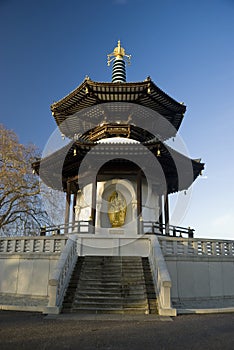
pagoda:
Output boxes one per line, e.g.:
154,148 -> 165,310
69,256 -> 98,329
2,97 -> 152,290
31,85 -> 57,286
33,41 -> 204,237
4,44 -> 234,317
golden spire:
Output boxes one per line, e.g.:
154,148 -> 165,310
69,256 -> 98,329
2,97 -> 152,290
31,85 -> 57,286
107,40 -> 131,66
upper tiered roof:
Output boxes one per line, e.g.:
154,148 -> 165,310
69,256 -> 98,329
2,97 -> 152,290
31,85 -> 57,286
51,41 -> 186,142
51,77 -> 186,140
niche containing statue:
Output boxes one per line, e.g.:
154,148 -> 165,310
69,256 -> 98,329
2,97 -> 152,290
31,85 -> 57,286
108,191 -> 127,227
97,179 -> 137,231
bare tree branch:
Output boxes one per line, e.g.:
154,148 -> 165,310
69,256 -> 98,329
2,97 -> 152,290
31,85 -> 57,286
0,124 -> 51,236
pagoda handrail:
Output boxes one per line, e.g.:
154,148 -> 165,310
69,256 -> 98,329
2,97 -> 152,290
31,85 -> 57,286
39,220 -> 193,237
40,220 -> 92,236
143,221 -> 194,238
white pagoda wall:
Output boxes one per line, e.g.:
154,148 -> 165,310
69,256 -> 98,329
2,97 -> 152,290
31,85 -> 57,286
166,256 -> 234,302
75,183 -> 93,221
0,254 -> 58,297
142,179 -> 160,222
159,237 -> 234,307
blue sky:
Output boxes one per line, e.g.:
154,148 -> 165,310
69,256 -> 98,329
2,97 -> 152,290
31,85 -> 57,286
1,0 -> 234,239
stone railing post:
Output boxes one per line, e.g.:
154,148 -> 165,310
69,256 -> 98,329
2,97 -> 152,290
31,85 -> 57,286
47,280 -> 59,313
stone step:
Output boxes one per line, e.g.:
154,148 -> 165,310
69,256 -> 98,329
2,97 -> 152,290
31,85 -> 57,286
78,276 -> 144,282
82,258 -> 142,261
82,259 -> 143,264
79,270 -> 144,275
81,270 -> 144,274
76,281 -> 146,287
80,267 -> 144,272
75,288 -> 145,294
74,286 -> 123,292
82,260 -> 142,263
75,286 -> 146,293
75,289 -> 147,296
70,307 -> 149,314
73,300 -> 148,307
83,256 -> 142,261
72,302 -> 148,309
81,264 -> 143,268
74,295 -> 148,302
77,277 -> 145,282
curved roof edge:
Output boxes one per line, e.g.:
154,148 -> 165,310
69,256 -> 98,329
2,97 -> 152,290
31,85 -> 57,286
32,139 -> 204,194
50,77 -> 186,138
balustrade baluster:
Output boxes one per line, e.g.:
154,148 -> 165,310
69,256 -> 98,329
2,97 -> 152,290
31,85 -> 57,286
192,241 -> 198,255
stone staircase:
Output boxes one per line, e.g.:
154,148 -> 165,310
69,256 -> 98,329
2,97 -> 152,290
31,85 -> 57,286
62,256 -> 158,314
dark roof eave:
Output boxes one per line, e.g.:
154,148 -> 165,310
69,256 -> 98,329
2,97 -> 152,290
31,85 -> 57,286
32,141 -> 204,193
50,78 -> 186,131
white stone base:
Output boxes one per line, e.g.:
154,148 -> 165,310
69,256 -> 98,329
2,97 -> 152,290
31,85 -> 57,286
158,307 -> 177,317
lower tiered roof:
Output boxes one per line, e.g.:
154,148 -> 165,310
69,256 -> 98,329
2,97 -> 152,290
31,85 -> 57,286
32,139 -> 204,194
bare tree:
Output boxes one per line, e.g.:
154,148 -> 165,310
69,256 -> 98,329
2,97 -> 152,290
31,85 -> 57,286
40,183 -> 66,226
0,124 -> 48,236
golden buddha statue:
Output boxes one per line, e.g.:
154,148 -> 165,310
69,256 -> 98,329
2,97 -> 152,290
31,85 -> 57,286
108,191 -> 127,227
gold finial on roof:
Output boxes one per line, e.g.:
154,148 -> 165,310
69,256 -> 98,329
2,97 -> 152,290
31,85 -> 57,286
107,40 -> 131,66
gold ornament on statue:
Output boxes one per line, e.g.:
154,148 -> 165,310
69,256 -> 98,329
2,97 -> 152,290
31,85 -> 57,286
108,191 -> 127,227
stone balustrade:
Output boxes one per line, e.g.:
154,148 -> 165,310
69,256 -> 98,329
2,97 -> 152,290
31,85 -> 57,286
0,236 -> 67,254
159,237 -> 234,256
47,236 -> 78,313
148,235 -> 176,316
